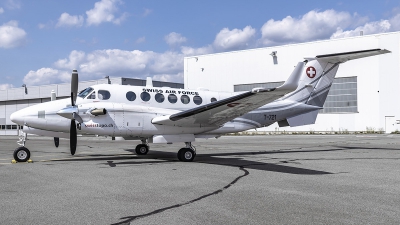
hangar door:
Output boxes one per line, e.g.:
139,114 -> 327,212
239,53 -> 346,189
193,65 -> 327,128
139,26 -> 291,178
385,116 -> 396,134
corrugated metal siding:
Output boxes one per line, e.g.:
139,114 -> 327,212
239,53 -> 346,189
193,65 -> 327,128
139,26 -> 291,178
320,77 -> 357,113
40,85 -> 57,98
234,77 -> 358,114
25,86 -> 39,99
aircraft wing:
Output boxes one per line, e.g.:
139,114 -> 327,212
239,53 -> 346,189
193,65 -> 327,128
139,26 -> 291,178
152,62 -> 304,127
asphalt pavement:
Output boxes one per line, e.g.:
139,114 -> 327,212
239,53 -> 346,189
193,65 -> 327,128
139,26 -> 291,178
1,134 -> 400,224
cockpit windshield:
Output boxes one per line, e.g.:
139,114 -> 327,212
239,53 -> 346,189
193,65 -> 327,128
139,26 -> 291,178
78,87 -> 94,98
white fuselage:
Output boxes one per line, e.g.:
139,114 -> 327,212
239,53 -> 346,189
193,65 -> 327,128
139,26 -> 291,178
11,84 -> 259,139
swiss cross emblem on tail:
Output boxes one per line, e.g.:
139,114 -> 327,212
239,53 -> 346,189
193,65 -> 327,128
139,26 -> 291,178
306,66 -> 316,78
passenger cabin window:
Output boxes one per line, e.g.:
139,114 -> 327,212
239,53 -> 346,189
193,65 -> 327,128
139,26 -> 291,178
211,97 -> 217,102
168,94 -> 177,103
78,87 -> 94,98
88,91 -> 96,99
98,90 -> 111,100
126,91 -> 136,101
181,95 -> 190,104
155,93 -> 165,103
193,96 -> 202,105
141,92 -> 151,101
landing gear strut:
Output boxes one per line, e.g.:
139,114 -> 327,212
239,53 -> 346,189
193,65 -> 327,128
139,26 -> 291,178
177,142 -> 196,162
135,139 -> 149,155
14,128 -> 31,162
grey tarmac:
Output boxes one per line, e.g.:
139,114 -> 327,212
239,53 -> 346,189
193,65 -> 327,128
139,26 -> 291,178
1,134 -> 400,224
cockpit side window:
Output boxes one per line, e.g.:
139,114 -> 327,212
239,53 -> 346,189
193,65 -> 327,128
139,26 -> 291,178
78,87 -> 94,98
87,91 -> 96,99
98,90 -> 111,100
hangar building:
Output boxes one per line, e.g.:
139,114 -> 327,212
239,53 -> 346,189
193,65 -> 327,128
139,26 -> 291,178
0,77 -> 183,135
184,31 -> 400,133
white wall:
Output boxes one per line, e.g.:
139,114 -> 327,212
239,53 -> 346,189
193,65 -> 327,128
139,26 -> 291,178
184,32 -> 400,132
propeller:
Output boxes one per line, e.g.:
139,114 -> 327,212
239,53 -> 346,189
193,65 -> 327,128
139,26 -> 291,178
57,69 -> 82,155
70,69 -> 79,155
71,70 -> 78,106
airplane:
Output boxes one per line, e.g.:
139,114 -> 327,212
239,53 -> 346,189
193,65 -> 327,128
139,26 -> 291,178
10,49 -> 390,163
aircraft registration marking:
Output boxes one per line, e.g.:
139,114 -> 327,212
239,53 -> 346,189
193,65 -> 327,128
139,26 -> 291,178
265,114 -> 277,120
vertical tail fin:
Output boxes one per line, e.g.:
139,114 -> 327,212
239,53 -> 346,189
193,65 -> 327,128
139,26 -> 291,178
283,59 -> 339,107
280,49 -> 390,127
284,49 -> 390,107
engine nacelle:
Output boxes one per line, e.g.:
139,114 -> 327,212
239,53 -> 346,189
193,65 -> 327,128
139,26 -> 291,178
90,108 -> 107,116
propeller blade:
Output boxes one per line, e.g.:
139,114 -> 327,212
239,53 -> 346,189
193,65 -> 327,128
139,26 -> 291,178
72,112 -> 83,123
70,120 -> 77,155
71,70 -> 78,106
54,137 -> 59,148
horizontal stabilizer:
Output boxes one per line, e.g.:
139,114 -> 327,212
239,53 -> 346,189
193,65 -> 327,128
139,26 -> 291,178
286,110 -> 319,127
315,49 -> 390,63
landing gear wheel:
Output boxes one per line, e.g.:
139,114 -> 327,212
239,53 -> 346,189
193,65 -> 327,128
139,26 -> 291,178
177,148 -> 195,162
135,144 -> 149,155
13,147 -> 30,162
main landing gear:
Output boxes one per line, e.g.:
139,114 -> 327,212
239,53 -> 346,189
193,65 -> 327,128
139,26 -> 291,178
135,139 -> 149,155
134,140 -> 197,162
13,129 -> 31,162
177,142 -> 196,162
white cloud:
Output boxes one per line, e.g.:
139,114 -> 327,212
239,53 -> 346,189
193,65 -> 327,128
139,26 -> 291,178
331,20 -> 391,39
142,8 -> 152,17
260,10 -> 352,46
24,49 -> 186,85
54,50 -> 86,69
6,0 -> 21,10
213,26 -> 256,51
0,20 -> 27,48
86,0 -> 127,26
389,13 -> 400,31
0,83 -> 14,90
152,72 -> 183,83
135,36 -> 146,44
180,45 -> 213,56
330,13 -> 400,39
23,68 -> 70,86
164,32 -> 187,46
24,10 -> 400,86
56,13 -> 84,28
0,7 -> 4,14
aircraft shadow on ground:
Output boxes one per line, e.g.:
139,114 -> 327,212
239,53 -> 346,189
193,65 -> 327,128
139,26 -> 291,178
50,148 -> 349,175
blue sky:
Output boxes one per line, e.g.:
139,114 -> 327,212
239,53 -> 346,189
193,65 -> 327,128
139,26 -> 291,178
0,0 -> 400,89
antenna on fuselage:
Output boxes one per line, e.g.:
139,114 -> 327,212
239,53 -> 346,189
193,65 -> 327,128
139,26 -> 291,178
146,77 -> 153,87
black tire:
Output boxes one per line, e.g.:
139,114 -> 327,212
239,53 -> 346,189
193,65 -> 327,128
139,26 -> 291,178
135,144 -> 149,155
177,149 -> 183,161
177,148 -> 195,162
13,147 -> 30,162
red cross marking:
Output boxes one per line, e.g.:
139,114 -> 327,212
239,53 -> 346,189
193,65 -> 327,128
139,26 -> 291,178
306,66 -> 316,78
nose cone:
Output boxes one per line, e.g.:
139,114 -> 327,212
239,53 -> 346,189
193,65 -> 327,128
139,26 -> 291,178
10,110 -> 24,125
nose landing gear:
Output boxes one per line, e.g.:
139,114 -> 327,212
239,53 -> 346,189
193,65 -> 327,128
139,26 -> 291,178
13,146 -> 30,162
13,129 -> 31,162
